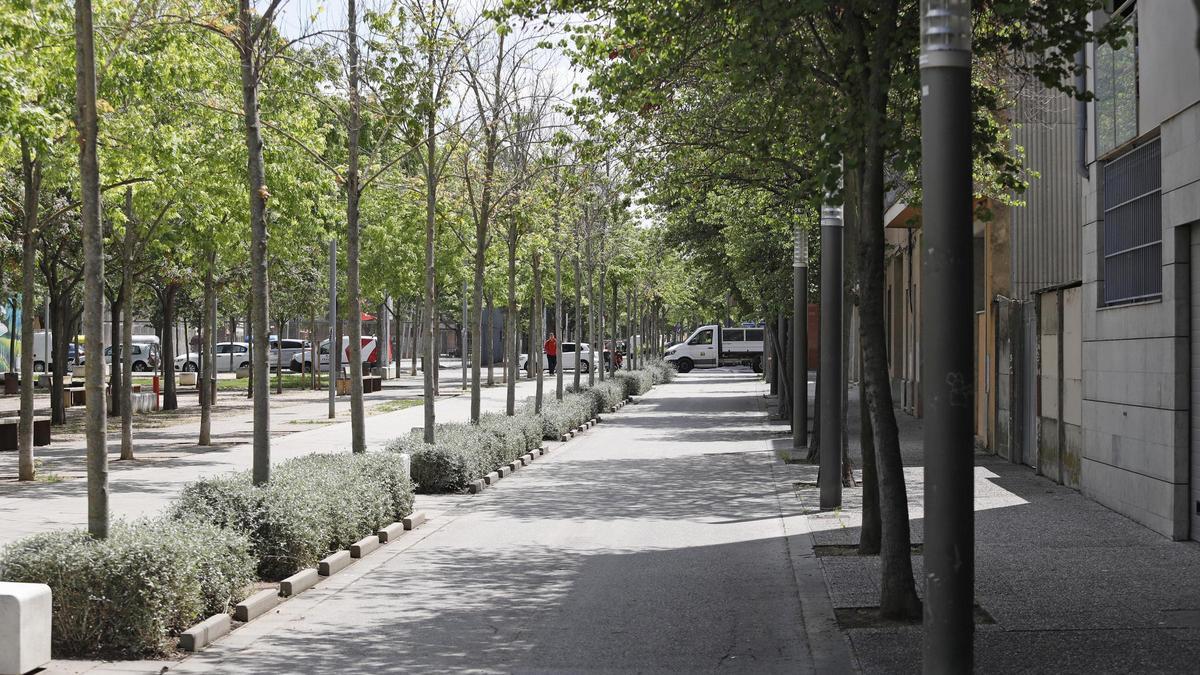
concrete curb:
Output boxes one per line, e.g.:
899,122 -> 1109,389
377,522 -> 405,543
318,550 -> 353,576
234,588 -> 282,622
484,471 -> 501,485
498,465 -> 512,478
179,613 -> 231,652
468,479 -> 485,494
403,511 -> 427,530
351,534 -> 381,558
279,569 -> 320,597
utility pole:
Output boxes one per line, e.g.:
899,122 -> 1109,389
328,239 -> 337,419
818,198 -> 843,510
920,1 -> 974,672
793,222 -> 809,449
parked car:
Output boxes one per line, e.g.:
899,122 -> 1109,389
268,338 -> 309,371
174,342 -> 251,373
30,331 -> 84,371
103,342 -> 160,372
518,341 -> 594,375
290,336 -> 379,373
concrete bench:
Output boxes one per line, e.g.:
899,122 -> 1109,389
0,582 -> 51,675
0,418 -> 50,451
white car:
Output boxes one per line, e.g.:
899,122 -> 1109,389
103,342 -> 160,372
268,338 -> 309,371
519,342 -> 594,375
290,336 -> 379,373
174,342 -> 251,373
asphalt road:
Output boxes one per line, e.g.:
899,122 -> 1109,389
171,370 -> 847,674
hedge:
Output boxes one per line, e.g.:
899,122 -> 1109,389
393,413 -> 544,494
0,518 -> 255,658
539,391 -> 595,439
172,452 -> 414,580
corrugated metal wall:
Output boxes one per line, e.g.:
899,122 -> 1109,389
1011,88 -> 1083,299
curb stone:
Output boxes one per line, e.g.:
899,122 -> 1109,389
468,479 -> 485,494
318,550 -> 353,576
484,471 -> 501,485
403,511 -> 427,530
234,588 -> 282,622
180,613 -> 230,652
279,569 -> 320,597
377,522 -> 405,543
351,534 -> 381,558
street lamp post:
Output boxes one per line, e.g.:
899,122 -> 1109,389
920,0 -> 974,672
818,201 -> 843,510
793,223 -> 808,449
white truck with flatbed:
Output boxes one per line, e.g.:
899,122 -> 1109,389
663,324 -> 764,373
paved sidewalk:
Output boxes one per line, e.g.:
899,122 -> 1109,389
56,370 -> 850,674
786,385 -> 1200,673
0,376 -> 544,546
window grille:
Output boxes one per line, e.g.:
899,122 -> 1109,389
1101,139 -> 1161,305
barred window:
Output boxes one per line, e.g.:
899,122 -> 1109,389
1101,139 -> 1161,306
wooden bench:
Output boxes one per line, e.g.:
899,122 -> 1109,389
363,375 -> 382,393
0,417 -> 51,451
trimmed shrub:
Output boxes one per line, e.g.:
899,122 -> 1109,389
394,413 -> 546,494
614,369 -> 654,397
644,358 -> 676,384
172,452 -> 413,580
0,518 -> 254,658
539,391 -> 593,439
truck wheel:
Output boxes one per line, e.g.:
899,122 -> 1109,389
675,358 -> 694,374
751,356 -> 763,374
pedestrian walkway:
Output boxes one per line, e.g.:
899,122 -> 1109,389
126,370 -> 850,674
0,377 -> 542,546
788,385 -> 1200,673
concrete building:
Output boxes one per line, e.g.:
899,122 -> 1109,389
1078,0 -> 1200,540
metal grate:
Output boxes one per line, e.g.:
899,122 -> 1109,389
1102,139 -> 1161,305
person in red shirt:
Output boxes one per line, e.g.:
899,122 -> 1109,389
544,332 -> 558,374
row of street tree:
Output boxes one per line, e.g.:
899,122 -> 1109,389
0,1 -> 705,529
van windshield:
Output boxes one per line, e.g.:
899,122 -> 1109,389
688,330 -> 713,346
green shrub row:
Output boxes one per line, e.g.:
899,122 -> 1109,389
391,412 -> 543,493
538,391 -> 597,438
0,450 -> 415,658
0,518 -> 255,658
173,452 -> 414,580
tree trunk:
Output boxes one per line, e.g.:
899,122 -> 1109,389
486,293 -> 495,386
422,61 -> 438,444
18,140 -> 39,481
858,49 -> 921,619
554,251 -> 564,400
161,284 -> 178,411
858,352 -> 881,555
346,0 -> 366,453
573,255 -> 583,391
239,0 -> 271,485
276,316 -> 284,394
120,189 -> 135,461
199,246 -> 215,445
109,293 -> 123,417
598,263 -> 606,381
533,252 -> 544,412
410,305 -> 418,376
76,0 -> 108,538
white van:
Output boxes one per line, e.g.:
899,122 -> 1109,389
30,331 -> 84,372
290,336 -> 379,373
663,325 -> 764,373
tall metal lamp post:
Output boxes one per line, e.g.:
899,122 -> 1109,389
920,0 -> 974,671
818,199 -> 843,510
793,222 -> 808,450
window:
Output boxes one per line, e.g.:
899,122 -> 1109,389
1101,138 -> 1161,305
1095,1 -> 1138,157
562,343 -> 575,353
216,344 -> 232,354
723,329 -> 744,342
744,329 -> 764,342
689,330 -> 713,346
232,344 -> 249,354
